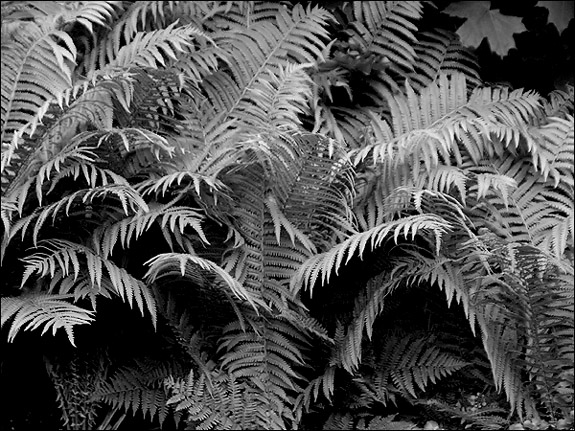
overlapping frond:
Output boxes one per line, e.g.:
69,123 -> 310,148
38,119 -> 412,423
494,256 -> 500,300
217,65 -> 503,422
201,3 -> 331,129
92,202 -> 208,259
441,226 -> 574,419
19,238 -> 157,327
369,333 -> 469,401
144,252 -> 261,311
217,312 -> 307,429
291,214 -> 451,293
406,28 -> 480,92
166,368 -> 280,430
94,359 -> 184,427
346,1 -> 423,74
1,20 -> 76,147
3,183 -> 148,253
0,292 -> 94,346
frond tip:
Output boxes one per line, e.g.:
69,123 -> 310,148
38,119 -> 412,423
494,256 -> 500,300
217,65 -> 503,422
291,214 -> 452,293
1,292 -> 94,346
144,253 -> 262,311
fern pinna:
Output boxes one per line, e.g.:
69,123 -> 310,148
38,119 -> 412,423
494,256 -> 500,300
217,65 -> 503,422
1,1 -> 573,430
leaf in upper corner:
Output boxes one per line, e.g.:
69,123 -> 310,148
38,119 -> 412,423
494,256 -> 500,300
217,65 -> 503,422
537,1 -> 574,33
444,1 -> 527,57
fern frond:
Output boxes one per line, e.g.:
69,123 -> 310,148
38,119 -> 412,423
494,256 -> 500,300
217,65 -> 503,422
347,1 -> 422,73
85,1 -> 215,71
144,253 -> 261,311
20,238 -> 157,327
51,1 -> 121,34
291,214 -> 452,293
371,333 -> 469,402
1,20 -> 76,146
94,359 -> 183,427
202,3 -> 331,129
92,202 -> 208,259
4,183 -> 148,250
166,368 -> 282,430
473,154 -> 574,259
407,28 -> 480,92
218,313 -> 307,429
294,365 -> 336,420
418,399 -> 508,430
102,23 -> 199,70
1,292 -> 94,346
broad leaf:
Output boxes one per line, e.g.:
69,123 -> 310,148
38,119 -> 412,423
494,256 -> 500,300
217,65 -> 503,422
444,1 -> 527,56
537,1 -> 574,33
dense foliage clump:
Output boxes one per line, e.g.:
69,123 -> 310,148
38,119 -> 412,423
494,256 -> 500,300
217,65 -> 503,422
1,1 -> 573,430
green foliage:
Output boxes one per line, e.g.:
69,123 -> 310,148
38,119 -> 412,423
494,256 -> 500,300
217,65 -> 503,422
1,1 -> 573,430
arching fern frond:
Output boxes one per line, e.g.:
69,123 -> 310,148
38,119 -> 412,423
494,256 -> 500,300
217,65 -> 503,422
102,23 -> 200,71
1,291 -> 94,346
369,333 -> 469,402
293,365 -> 336,421
4,183 -> 148,251
406,28 -> 480,92
166,368 -> 281,430
93,359 -> 184,427
144,253 -> 261,311
346,1 -> 422,73
1,19 -> 76,147
201,3 -> 332,132
92,202 -> 209,259
20,238 -> 157,327
291,214 -> 452,294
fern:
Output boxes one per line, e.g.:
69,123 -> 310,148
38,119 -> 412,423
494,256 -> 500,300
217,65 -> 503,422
93,359 -> 183,427
291,214 -> 451,293
368,333 -> 469,403
217,312 -> 307,429
1,291 -> 94,346
1,15 -> 77,146
20,238 -> 157,327
407,28 -> 480,92
418,398 -> 508,430
144,252 -> 261,311
200,3 -> 332,132
166,368 -> 281,430
346,1 -> 423,73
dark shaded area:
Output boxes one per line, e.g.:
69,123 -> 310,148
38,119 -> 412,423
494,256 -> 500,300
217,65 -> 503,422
435,0 -> 574,94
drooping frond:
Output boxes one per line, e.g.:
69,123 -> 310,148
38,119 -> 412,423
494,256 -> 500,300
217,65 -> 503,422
92,202 -> 209,259
0,291 -> 94,346
4,183 -> 148,251
1,18 -> 76,147
20,239 -> 157,327
200,3 -> 332,131
291,214 -> 452,293
439,225 -> 574,419
329,262 -> 429,374
166,368 -> 282,430
144,252 -> 261,311
406,28 -> 480,92
293,365 -> 336,421
346,1 -> 423,74
93,359 -> 184,427
367,333 -> 469,402
217,313 -> 308,429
